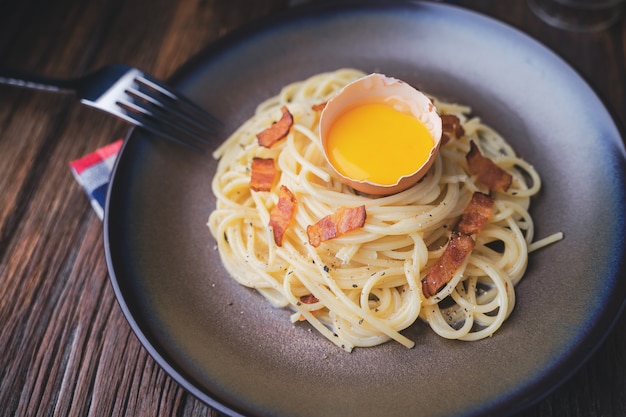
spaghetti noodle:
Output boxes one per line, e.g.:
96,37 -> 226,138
208,69 -> 561,351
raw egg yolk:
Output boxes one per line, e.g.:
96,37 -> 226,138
326,103 -> 434,185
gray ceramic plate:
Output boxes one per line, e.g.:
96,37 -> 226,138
104,2 -> 626,417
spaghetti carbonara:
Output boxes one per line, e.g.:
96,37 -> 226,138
208,69 -> 561,352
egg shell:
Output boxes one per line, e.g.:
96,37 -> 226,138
319,73 -> 443,196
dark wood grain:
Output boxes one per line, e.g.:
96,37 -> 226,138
0,1 -> 624,416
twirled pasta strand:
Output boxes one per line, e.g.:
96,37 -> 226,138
208,69 -> 547,351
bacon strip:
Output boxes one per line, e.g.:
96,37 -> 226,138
300,294 -> 319,305
456,192 -> 494,235
268,185 -> 297,246
421,192 -> 494,298
256,106 -> 294,148
441,114 -> 465,145
466,140 -> 512,192
311,102 -> 327,112
297,294 -> 323,321
250,157 -> 276,192
307,205 -> 367,248
421,232 -> 475,298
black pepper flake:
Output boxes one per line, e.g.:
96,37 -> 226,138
352,284 -> 358,288
323,265 -> 330,273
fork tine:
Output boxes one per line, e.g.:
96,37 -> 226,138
126,85 -> 217,140
134,72 -> 222,127
116,99 -> 209,151
139,119 -> 205,152
119,94 -> 215,144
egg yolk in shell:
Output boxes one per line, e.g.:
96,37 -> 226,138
326,103 -> 434,186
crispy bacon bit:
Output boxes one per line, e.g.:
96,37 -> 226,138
300,294 -> 319,304
441,114 -> 465,145
256,106 -> 294,148
421,232 -> 475,298
250,157 -> 276,192
297,294 -> 323,321
421,191 -> 494,298
466,141 -> 513,192
307,205 -> 367,248
268,185 -> 297,246
311,102 -> 327,111
457,192 -> 494,235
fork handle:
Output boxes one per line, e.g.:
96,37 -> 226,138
0,69 -> 75,94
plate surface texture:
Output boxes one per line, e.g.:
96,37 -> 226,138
105,2 -> 626,417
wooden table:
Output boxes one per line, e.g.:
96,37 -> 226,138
1,0 -> 624,416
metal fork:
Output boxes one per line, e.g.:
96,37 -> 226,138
0,64 -> 219,151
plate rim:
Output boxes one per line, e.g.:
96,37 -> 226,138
104,2 -> 626,417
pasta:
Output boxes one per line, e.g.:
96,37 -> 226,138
207,69 -> 561,352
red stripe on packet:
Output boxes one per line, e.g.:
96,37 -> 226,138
69,139 -> 123,174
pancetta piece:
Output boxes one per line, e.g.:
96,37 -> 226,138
256,106 -> 294,148
250,157 -> 276,192
311,102 -> 327,112
440,114 -> 465,145
268,185 -> 297,246
466,140 -> 512,192
456,192 -> 494,235
421,232 -> 476,298
307,205 -> 367,248
297,294 -> 323,321
300,294 -> 319,304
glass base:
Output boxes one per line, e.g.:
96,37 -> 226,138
527,0 -> 625,31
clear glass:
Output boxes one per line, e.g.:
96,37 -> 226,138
527,0 -> 625,31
